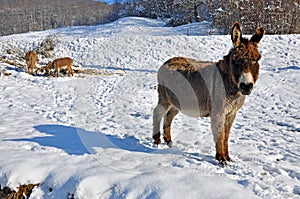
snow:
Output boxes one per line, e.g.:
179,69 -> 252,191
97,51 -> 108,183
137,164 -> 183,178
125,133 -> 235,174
0,17 -> 299,198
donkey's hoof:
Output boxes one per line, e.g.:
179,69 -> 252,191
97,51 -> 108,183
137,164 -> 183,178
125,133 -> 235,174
215,153 -> 225,162
166,141 -> 173,147
163,137 -> 172,147
153,139 -> 161,145
215,152 -> 232,162
218,160 -> 228,167
226,156 -> 232,162
153,133 -> 161,145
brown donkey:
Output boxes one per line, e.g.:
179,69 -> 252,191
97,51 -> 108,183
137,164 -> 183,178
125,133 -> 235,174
25,50 -> 38,75
153,22 -> 264,164
46,57 -> 74,77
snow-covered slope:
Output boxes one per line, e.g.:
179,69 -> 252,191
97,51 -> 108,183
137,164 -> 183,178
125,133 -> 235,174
0,17 -> 299,198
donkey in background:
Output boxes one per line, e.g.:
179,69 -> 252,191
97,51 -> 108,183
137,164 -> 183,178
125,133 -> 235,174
153,22 -> 264,164
25,50 -> 38,75
45,57 -> 74,77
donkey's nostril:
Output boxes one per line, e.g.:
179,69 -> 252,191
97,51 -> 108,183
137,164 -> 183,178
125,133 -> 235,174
240,82 -> 253,95
247,83 -> 253,90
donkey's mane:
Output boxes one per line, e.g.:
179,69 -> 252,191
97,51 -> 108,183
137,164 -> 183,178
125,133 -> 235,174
216,49 -> 241,95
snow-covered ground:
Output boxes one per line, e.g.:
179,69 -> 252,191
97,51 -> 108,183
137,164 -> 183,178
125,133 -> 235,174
0,17 -> 299,198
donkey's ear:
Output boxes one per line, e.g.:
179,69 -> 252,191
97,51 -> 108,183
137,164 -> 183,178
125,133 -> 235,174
231,22 -> 242,47
250,26 -> 264,45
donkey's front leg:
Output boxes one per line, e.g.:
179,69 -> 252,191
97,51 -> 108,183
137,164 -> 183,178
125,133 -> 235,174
215,131 -> 226,162
211,115 -> 227,162
55,68 -> 60,77
224,111 -> 238,162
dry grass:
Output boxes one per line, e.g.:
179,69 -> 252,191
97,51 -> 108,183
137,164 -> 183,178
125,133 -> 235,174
0,183 -> 39,199
73,66 -> 125,77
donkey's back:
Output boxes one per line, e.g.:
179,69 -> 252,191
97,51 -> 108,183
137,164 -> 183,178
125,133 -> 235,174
160,57 -> 213,72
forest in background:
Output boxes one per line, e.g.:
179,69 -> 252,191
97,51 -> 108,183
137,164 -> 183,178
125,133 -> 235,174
125,0 -> 300,34
0,0 -> 299,36
0,0 -> 122,36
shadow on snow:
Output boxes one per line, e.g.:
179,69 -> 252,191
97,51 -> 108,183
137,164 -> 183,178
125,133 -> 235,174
4,125 -> 216,165
4,124 -> 155,155
277,65 -> 300,71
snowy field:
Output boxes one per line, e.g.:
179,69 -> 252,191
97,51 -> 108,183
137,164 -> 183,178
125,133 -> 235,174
0,17 -> 299,198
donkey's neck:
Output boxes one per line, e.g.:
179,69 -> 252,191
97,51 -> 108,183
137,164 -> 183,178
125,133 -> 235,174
216,60 -> 240,96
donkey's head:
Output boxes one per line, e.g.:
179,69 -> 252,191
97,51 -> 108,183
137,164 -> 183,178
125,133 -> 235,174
229,22 -> 264,95
45,61 -> 53,75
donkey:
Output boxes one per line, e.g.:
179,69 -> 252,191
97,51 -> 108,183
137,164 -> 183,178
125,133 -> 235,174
25,50 -> 38,75
46,57 -> 73,77
152,22 -> 264,164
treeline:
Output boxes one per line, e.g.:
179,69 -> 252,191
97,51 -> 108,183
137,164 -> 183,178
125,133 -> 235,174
1,0 -> 299,36
207,0 -> 300,34
0,0 -> 121,36
123,0 -> 300,34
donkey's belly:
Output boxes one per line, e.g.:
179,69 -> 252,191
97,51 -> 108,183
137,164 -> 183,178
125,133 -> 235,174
168,94 -> 211,117
180,108 -> 210,117
58,65 -> 69,70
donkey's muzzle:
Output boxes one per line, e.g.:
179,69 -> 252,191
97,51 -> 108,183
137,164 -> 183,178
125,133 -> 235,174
239,82 -> 253,95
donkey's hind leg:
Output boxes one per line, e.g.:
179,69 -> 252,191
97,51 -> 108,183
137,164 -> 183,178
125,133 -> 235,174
153,102 -> 171,145
163,107 -> 178,146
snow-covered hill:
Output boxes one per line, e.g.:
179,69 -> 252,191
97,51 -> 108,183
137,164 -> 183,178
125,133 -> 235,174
0,17 -> 299,198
